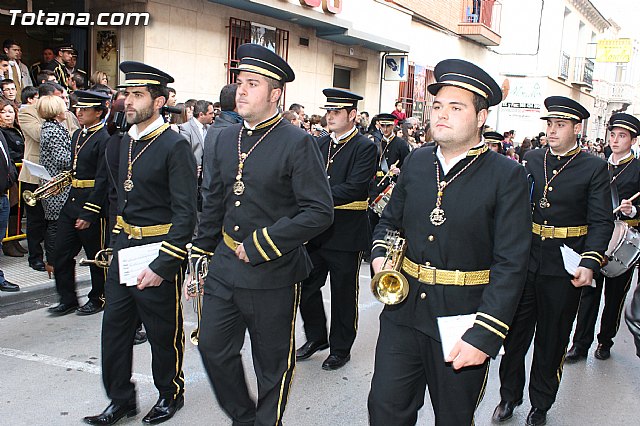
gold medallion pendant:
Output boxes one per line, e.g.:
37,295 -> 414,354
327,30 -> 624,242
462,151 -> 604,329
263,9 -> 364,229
233,180 -> 245,196
539,197 -> 549,209
123,179 -> 134,192
430,207 -> 446,226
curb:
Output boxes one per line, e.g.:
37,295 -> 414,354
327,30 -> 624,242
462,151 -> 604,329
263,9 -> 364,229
0,279 -> 92,307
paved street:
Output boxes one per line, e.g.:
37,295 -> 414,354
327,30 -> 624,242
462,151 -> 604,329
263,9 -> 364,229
1,260 -> 639,425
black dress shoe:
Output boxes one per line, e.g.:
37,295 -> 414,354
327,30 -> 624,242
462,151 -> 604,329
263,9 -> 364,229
526,407 -> 547,426
29,259 -> 47,271
84,400 -> 138,425
142,395 -> 184,424
0,280 -> 20,292
492,399 -> 522,422
594,344 -> 611,360
322,354 -> 351,370
565,345 -> 587,363
296,340 -> 329,360
48,302 -> 79,316
76,300 -> 105,316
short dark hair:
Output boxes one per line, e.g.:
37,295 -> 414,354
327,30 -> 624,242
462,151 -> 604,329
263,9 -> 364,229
289,102 -> 304,114
395,101 -> 402,107
193,100 -> 212,117
2,39 -> 19,50
21,86 -> 38,104
167,87 -> 176,95
0,53 -> 8,62
71,72 -> 85,90
147,84 -> 169,104
219,84 -> 237,112
361,111 -> 369,118
184,99 -> 197,110
471,93 -> 489,114
0,78 -> 15,90
37,69 -> 55,83
38,82 -> 64,96
320,115 -> 327,127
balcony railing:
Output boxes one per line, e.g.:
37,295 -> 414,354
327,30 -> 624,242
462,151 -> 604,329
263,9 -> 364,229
458,0 -> 502,46
572,57 -> 594,87
559,52 -> 570,79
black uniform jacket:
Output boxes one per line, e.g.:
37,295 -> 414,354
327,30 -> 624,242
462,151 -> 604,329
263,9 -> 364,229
524,147 -> 613,276
44,58 -> 70,91
371,145 -> 532,357
193,114 -> 334,290
309,127 -> 377,252
66,122 -> 110,223
609,154 -> 640,224
114,123 -> 197,281
368,134 -> 410,199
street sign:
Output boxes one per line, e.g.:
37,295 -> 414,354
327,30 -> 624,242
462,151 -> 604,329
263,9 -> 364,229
384,55 -> 408,81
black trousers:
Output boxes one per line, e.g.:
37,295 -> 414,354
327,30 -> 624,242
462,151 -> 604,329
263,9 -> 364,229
54,206 -> 107,306
368,318 -> 490,426
198,278 -> 299,426
499,272 -> 582,411
571,268 -> 634,351
367,208 -> 381,272
23,182 -> 45,264
101,247 -> 185,403
299,248 -> 362,357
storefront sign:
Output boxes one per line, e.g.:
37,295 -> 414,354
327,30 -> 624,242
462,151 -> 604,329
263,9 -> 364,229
596,39 -> 632,63
280,0 -> 342,15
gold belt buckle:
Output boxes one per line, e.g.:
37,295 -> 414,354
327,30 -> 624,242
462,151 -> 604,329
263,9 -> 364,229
420,265 -> 437,285
540,224 -> 554,238
128,225 -> 143,240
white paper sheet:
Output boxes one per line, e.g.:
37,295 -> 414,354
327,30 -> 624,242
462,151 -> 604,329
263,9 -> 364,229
437,314 -> 505,361
118,242 -> 162,286
560,244 -> 597,287
22,159 -> 52,180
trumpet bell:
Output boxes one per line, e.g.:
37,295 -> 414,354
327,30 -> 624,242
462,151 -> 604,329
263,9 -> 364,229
371,270 -> 409,305
23,190 -> 37,207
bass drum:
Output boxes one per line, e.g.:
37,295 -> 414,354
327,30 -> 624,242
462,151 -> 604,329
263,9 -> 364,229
601,220 -> 640,278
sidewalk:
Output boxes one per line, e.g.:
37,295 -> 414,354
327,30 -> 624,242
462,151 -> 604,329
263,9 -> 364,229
0,240 -> 91,307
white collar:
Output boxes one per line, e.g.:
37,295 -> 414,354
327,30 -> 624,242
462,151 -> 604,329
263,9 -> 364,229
243,110 -> 278,131
608,151 -> 633,165
549,143 -> 578,156
128,115 -> 164,140
331,126 -> 357,143
436,142 -> 484,175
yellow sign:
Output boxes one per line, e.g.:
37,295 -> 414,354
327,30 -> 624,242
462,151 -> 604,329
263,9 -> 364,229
596,39 -> 632,63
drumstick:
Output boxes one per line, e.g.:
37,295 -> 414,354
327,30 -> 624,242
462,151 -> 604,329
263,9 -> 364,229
613,191 -> 640,214
377,161 -> 400,187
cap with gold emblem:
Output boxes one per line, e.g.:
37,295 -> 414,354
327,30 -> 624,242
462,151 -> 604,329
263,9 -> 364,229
72,90 -> 111,108
540,96 -> 590,122
609,113 -> 640,138
232,43 -> 295,83
427,59 -> 502,107
483,131 -> 504,145
117,61 -> 174,88
376,113 -> 397,126
56,44 -> 75,54
319,88 -> 363,110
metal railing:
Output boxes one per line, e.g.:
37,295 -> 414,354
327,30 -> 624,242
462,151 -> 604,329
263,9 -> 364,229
559,52 -> 570,79
461,0 -> 502,33
573,57 -> 594,86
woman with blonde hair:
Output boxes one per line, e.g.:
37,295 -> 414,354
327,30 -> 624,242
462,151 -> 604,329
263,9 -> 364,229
37,95 -> 72,277
89,71 -> 109,87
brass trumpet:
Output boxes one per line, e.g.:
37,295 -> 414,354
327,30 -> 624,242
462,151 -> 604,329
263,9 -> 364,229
185,243 -> 210,345
23,170 -> 73,207
371,230 -> 409,305
79,248 -> 113,269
